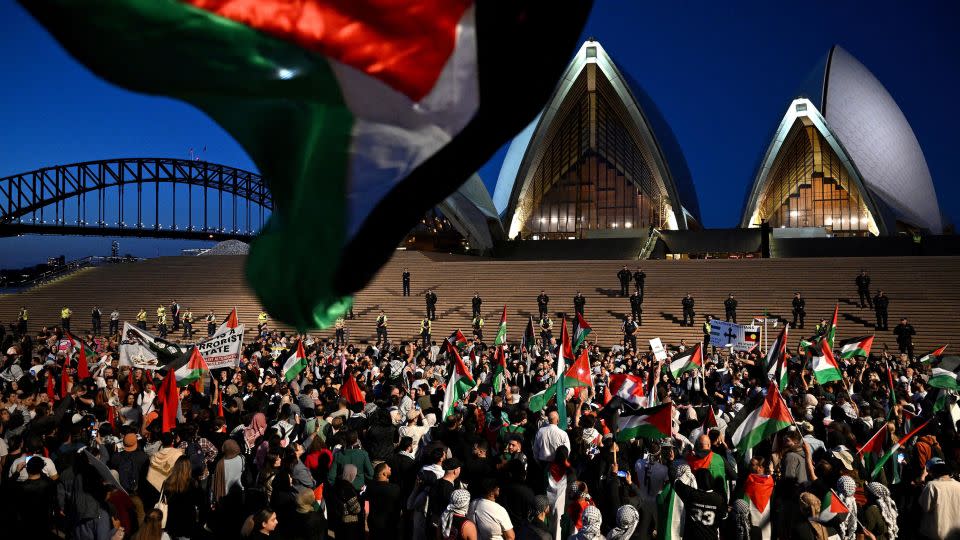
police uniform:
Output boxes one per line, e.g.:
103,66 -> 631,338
170,302 -> 180,331
258,311 -> 268,331
402,270 -> 411,296
617,267 -> 632,296
335,317 -> 346,346
61,306 -> 72,331
472,295 -> 483,318
724,296 -> 737,323
874,292 -> 890,330
109,310 -> 120,335
206,312 -> 216,336
573,294 -> 586,316
792,295 -> 806,328
623,318 -> 638,350
91,307 -> 102,335
856,272 -> 872,308
472,317 -> 484,341
376,313 -> 389,345
630,291 -> 643,324
681,296 -> 695,326
425,291 -> 438,320
18,307 -> 28,336
539,317 -> 553,343
633,269 -> 646,295
137,309 -> 147,330
419,317 -> 431,346
182,310 -> 193,338
537,293 -> 550,319
157,310 -> 168,338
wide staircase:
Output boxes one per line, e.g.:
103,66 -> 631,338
0,251 -> 958,353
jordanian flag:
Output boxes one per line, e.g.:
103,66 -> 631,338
730,382 -> 794,454
281,340 -> 308,383
441,342 -> 476,420
743,474 -> 774,540
175,347 -> 209,389
493,306 -> 508,347
615,403 -> 673,441
919,345 -> 948,364
669,343 -> 703,379
491,345 -> 508,394
572,312 -> 592,351
867,418 -> 932,482
765,326 -> 788,389
609,373 -> 645,408
819,489 -> 850,523
25,1 -> 591,331
857,423 -> 889,479
810,339 -> 843,384
838,335 -> 874,359
929,367 -> 960,390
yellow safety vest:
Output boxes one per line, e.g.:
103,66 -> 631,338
184,311 -> 193,322
158,313 -> 167,324
61,308 -> 71,319
335,318 -> 345,329
258,312 -> 268,323
137,310 -> 147,322
19,309 -> 27,321
421,319 -> 431,332
157,307 -> 165,316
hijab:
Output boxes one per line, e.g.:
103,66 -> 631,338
440,489 -> 472,538
244,412 -> 267,449
341,463 -> 358,485
606,505 -> 639,540
211,439 -> 243,503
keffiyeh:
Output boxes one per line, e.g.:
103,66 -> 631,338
440,489 -> 472,538
732,499 -> 751,540
606,505 -> 639,540
571,506 -> 604,540
836,476 -> 858,540
866,482 -> 898,539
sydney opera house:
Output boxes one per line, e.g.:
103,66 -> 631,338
407,40 -> 944,257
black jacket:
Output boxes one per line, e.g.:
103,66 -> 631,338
537,294 -> 549,307
792,297 -> 806,312
724,298 -> 737,312
682,297 -> 695,310
856,274 -> 871,290
617,269 -> 632,283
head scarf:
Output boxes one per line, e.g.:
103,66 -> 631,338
866,482 -> 898,539
836,476 -> 858,540
799,493 -> 828,540
530,495 -> 550,521
732,499 -> 751,540
440,489 -> 472,538
341,463 -> 358,484
211,439 -> 243,503
244,412 -> 267,449
606,505 -> 639,540
671,463 -> 697,488
571,506 -> 603,540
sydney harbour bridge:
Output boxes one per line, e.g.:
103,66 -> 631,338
0,158 -> 271,241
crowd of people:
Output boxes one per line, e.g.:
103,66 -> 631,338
0,285 -> 956,540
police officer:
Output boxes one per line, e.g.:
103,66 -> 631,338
472,315 -> 484,341
536,290 -> 550,319
681,294 -> 695,327
724,293 -> 737,323
376,310 -> 389,346
425,290 -> 438,321
633,267 -> 646,296
472,292 -> 483,318
157,309 -> 168,338
791,292 -> 806,329
623,315 -> 638,351
91,306 -> 102,335
182,308 -> 194,339
856,269 -> 872,309
17,306 -> 27,336
61,306 -> 72,331
170,300 -> 181,332
893,317 -> 915,357
335,316 -> 347,347
703,315 -> 714,350
617,265 -> 632,297
573,291 -> 586,316
630,290 -> 643,324
109,308 -> 120,335
258,311 -> 268,332
419,316 -> 431,346
137,308 -> 147,330
874,290 -> 890,330
539,315 -> 553,343
402,267 -> 411,297
206,310 -> 217,336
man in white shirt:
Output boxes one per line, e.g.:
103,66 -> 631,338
532,411 -> 570,464
469,478 -> 514,540
399,409 -> 430,451
8,437 -> 58,482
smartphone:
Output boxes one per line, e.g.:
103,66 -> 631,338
90,429 -> 98,438
896,452 -> 906,464
616,470 -> 628,478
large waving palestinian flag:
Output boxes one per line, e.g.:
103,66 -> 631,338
441,342 -> 476,419
615,403 -> 673,442
810,339 -> 844,384
743,474 -> 774,540
24,0 -> 592,331
838,335 -> 874,359
730,382 -> 794,454
765,326 -> 788,388
669,343 -> 703,379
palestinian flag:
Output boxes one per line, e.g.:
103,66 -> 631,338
563,348 -> 593,389
929,367 -> 960,390
340,373 -> 365,405
493,306 -> 508,347
647,360 -> 662,407
67,332 -> 91,380
819,489 -> 850,523
60,354 -> 71,397
686,450 -> 727,492
884,359 -> 897,415
838,335 -> 874,359
572,312 -> 592,351
743,474 -> 774,540
730,382 -> 794,454
527,320 -> 575,416
174,347 -> 209,389
810,339 -> 843,384
25,0 -> 591,332
657,482 -> 686,540
522,316 -> 537,353
868,418 -> 932,479
669,343 -> 703,379
765,326 -> 788,389
825,304 -> 838,349
281,340 -> 308,383
447,329 -> 469,351
216,307 -> 240,334
491,345 -> 508,394
934,390 -> 960,427
919,345 -> 948,364
609,373 -> 645,408
702,406 -> 719,431
546,464 -> 570,540
615,403 -> 673,441
441,342 -> 476,419
857,423 -> 889,479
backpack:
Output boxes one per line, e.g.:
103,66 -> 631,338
184,440 -> 206,478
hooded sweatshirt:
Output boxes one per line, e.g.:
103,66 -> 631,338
147,446 -> 184,491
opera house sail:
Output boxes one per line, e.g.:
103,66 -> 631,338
494,40 -> 700,240
742,46 -> 942,236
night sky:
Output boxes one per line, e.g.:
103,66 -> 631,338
0,1 -> 957,267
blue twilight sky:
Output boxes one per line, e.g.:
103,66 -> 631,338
0,1 -> 957,268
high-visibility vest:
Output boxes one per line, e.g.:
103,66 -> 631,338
19,309 -> 27,321
157,307 -> 165,316
258,312 -> 268,323
421,319 -> 431,332
137,310 -> 147,322
61,308 -> 71,319
158,313 -> 167,324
